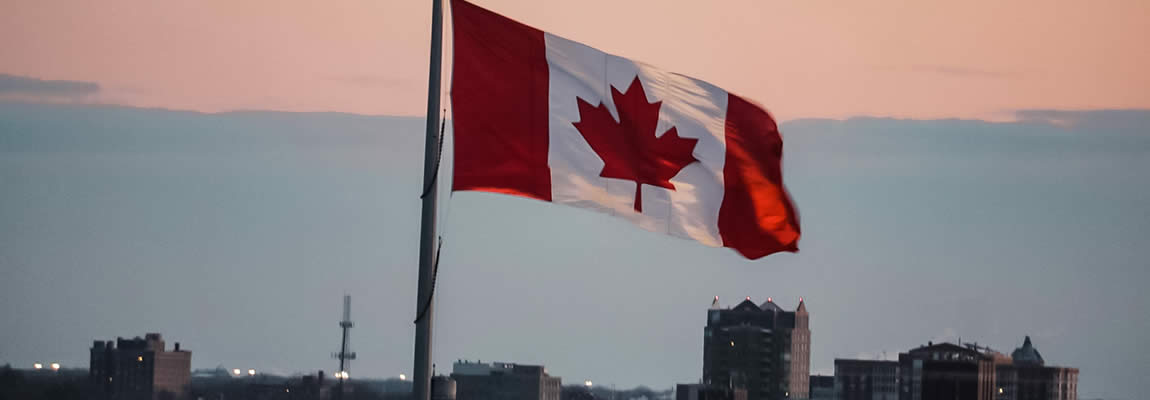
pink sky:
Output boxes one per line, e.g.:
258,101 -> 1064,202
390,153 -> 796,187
2,0 -> 1148,120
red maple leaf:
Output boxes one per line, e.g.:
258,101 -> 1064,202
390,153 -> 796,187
573,76 -> 699,213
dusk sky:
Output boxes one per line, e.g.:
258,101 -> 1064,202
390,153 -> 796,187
2,0 -> 1149,119
2,1 -> 1149,400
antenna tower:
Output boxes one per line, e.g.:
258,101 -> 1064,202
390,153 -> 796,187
332,295 -> 357,400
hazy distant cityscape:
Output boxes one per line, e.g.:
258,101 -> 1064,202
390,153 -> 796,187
1,295 -> 1081,400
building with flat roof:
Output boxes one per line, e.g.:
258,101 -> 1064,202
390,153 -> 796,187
898,342 -> 996,400
702,296 -> 809,400
450,360 -> 560,400
807,375 -> 834,400
840,337 -> 1078,400
676,383 -> 747,400
834,359 -> 898,400
90,333 -> 191,400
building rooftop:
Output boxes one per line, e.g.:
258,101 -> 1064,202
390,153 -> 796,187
1011,336 -> 1045,366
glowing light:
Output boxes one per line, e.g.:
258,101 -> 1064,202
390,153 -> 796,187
338,371 -> 350,379
137,356 -> 143,362
999,388 -> 1004,394
745,296 -> 750,300
232,368 -> 242,376
33,363 -> 43,370
248,369 -> 256,376
399,373 -> 406,381
50,363 -> 60,371
730,341 -> 735,347
584,380 -> 593,387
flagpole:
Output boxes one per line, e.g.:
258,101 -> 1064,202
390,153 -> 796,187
413,0 -> 443,399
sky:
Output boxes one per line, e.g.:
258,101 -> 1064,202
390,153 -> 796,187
1,0 -> 1149,119
1,0 -> 1149,399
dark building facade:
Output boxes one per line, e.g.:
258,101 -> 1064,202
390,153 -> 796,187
898,342 -> 996,400
90,333 -> 191,400
834,359 -> 898,400
994,337 -> 1078,400
808,375 -> 834,400
450,361 -> 560,400
702,297 -> 810,400
676,383 -> 747,400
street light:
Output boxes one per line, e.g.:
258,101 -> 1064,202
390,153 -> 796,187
50,363 -> 60,371
33,363 -> 43,370
232,368 -> 242,376
584,380 -> 593,388
248,369 -> 256,376
399,374 -> 406,381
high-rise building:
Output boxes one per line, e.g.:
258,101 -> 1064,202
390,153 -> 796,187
702,297 -> 810,400
834,359 -> 899,400
450,360 -> 560,400
90,333 -> 191,400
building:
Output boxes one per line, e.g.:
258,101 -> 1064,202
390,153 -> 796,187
450,360 -> 561,400
702,296 -> 810,400
834,359 -> 898,400
897,342 -> 996,400
90,333 -> 191,400
676,383 -> 747,400
993,336 -> 1078,400
807,376 -> 834,400
433,375 -> 458,400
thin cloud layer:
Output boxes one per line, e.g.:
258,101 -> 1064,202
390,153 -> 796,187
1015,109 -> 1150,135
0,74 -> 100,98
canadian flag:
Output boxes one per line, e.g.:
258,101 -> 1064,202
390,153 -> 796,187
450,0 -> 800,259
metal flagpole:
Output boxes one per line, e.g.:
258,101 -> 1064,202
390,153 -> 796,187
413,0 -> 443,399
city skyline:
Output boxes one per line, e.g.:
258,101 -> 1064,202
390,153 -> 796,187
2,102 -> 1147,399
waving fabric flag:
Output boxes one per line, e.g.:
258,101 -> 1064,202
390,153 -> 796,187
449,0 -> 800,259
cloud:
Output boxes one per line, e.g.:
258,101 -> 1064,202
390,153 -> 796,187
0,73 -> 101,99
872,64 -> 1018,79
327,74 -> 419,90
1015,109 -> 1150,135
931,327 -> 960,344
910,65 -> 1018,79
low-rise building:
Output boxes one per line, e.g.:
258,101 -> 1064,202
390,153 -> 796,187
676,383 -> 747,400
834,359 -> 898,400
90,333 -> 191,400
993,336 -> 1078,400
808,375 -> 834,400
451,360 -> 560,400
